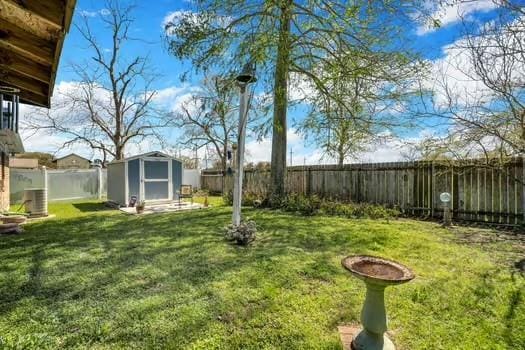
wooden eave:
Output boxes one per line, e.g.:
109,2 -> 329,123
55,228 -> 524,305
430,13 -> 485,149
0,0 -> 77,108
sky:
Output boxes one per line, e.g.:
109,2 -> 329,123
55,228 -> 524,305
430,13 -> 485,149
20,0 -> 505,165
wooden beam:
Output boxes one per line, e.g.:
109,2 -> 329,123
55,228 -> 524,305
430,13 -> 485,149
4,0 -> 65,28
0,0 -> 62,41
0,0 -> 77,108
47,0 -> 76,108
0,70 -> 49,97
0,49 -> 51,83
18,90 -> 48,107
0,17 -> 55,66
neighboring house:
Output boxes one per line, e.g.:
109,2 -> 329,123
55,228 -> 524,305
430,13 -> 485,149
53,153 -> 91,169
9,158 -> 39,169
0,0 -> 76,211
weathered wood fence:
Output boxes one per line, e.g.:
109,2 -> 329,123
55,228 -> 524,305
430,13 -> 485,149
201,158 -> 525,225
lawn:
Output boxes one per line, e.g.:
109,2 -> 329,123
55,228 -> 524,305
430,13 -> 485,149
0,198 -> 523,349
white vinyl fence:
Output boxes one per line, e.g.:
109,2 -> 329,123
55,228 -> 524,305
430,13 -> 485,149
182,169 -> 201,190
10,168 -> 107,204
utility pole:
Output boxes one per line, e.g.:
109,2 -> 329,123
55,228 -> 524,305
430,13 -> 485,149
232,62 -> 256,226
193,146 -> 199,169
204,147 -> 209,169
289,147 -> 293,166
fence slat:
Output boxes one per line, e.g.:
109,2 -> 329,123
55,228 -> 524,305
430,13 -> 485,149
201,158 -> 525,225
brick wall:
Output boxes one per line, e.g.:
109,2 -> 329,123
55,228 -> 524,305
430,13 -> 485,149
0,151 -> 9,211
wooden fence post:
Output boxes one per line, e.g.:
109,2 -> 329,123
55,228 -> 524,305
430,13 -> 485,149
306,167 -> 312,196
522,156 -> 525,224
97,167 -> 103,200
431,161 -> 435,218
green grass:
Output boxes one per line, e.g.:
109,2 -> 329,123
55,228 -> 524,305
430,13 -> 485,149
0,198 -> 523,349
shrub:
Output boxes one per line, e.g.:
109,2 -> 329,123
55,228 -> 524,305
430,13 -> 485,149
222,191 -> 266,207
319,201 -> 400,219
279,193 -> 321,215
223,191 -> 233,205
224,220 -> 257,246
223,190 -> 400,220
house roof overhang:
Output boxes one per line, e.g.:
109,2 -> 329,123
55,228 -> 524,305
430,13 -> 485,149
52,152 -> 91,162
0,0 -> 77,108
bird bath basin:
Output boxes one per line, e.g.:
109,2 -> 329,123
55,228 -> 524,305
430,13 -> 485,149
342,255 -> 414,350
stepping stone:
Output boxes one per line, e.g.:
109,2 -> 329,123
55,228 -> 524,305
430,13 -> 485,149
1,215 -> 27,224
0,223 -> 22,234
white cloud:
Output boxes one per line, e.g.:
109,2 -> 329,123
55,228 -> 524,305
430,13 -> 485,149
424,12 -> 525,108
423,42 -> 487,106
288,73 -> 316,102
17,81 -> 187,161
244,127 -> 437,166
79,8 -> 110,18
417,0 -> 497,35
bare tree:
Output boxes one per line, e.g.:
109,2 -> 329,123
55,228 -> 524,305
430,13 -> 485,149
418,1 -> 525,162
174,76 -> 238,172
174,75 -> 267,172
26,0 -> 168,162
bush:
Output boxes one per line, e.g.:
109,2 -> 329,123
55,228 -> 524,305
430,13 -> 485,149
279,193 -> 322,216
223,191 -> 233,205
320,201 -> 400,219
222,191 -> 266,207
224,220 -> 257,246
223,191 -> 400,220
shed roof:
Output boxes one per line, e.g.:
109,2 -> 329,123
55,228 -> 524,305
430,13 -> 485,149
109,151 -> 182,164
0,0 -> 77,107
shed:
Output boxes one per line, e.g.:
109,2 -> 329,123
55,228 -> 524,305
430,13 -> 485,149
107,151 -> 183,206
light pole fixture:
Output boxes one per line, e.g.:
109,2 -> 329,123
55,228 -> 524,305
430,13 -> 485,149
232,62 -> 256,226
440,192 -> 452,226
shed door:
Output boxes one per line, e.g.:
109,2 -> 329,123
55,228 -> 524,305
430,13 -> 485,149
141,159 -> 172,201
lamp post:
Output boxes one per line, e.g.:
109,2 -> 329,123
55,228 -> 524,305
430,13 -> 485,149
440,192 -> 451,226
232,62 -> 256,226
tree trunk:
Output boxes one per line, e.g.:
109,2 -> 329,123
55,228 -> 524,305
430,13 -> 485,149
115,144 -> 124,160
270,0 -> 292,201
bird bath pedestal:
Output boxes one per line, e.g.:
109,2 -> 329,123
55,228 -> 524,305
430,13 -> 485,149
341,256 -> 414,350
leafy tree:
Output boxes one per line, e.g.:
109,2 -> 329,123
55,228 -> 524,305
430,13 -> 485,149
164,0 -> 424,198
297,48 -> 420,165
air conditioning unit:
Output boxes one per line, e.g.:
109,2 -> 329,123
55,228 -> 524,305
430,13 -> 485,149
23,188 -> 48,217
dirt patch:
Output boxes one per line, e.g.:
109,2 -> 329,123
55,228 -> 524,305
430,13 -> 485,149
449,226 -> 525,272
451,226 -> 525,247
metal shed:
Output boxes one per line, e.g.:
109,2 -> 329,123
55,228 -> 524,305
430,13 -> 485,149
107,151 -> 183,206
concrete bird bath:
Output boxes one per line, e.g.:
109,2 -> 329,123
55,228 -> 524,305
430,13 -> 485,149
341,255 -> 414,350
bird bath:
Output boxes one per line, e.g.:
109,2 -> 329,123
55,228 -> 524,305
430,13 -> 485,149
341,255 -> 414,350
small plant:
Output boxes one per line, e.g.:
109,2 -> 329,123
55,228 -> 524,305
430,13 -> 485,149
223,191 -> 233,205
135,200 -> 146,214
224,220 -> 257,246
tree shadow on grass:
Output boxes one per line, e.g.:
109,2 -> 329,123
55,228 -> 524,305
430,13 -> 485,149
504,273 -> 524,348
72,202 -> 112,212
0,205 -> 471,348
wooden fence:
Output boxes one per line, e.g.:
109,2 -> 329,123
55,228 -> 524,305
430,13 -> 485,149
201,158 -> 525,225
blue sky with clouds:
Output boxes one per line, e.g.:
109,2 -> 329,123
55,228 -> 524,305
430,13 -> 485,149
23,0 -> 505,165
